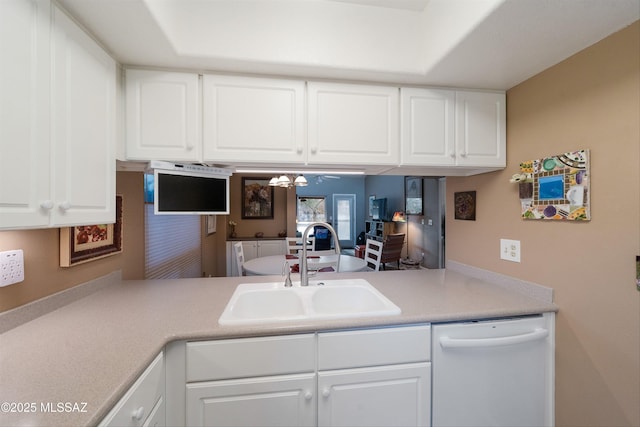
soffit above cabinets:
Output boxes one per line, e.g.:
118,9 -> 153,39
59,0 -> 639,90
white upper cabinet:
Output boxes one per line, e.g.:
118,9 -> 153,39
400,88 -> 456,166
455,90 -> 506,167
0,1 -> 116,229
51,6 -> 116,227
0,0 -> 51,228
126,69 -> 201,162
401,88 -> 505,169
203,75 -> 305,164
307,82 -> 399,166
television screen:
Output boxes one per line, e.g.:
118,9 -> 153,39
154,169 -> 229,215
372,198 -> 387,221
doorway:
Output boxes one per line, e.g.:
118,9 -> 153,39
333,194 -> 356,249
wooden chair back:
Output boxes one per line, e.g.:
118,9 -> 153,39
233,242 -> 245,276
380,233 -> 405,270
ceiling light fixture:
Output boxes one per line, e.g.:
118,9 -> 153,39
269,174 -> 308,188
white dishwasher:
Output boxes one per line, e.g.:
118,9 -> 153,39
432,313 -> 555,427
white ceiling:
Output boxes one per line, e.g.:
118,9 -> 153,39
59,0 -> 639,90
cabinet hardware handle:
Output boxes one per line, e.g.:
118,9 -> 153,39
40,200 -> 54,210
460,152 -> 467,157
59,201 -> 71,211
131,406 -> 145,421
322,388 -> 331,398
304,391 -> 313,400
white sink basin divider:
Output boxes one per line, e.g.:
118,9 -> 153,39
218,279 -> 401,326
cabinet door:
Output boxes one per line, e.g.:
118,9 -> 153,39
51,6 -> 116,226
0,0 -> 51,229
186,373 -> 316,427
258,240 -> 285,257
203,75 -> 305,163
126,69 -> 200,161
454,91 -> 506,167
307,82 -> 399,165
400,88 -> 455,166
318,363 -> 431,427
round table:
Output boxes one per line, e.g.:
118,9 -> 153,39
243,254 -> 367,276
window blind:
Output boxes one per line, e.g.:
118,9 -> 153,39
145,204 -> 201,279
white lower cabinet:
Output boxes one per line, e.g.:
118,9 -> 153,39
182,325 -> 431,427
318,363 -> 430,427
186,374 -> 316,427
99,351 -> 165,427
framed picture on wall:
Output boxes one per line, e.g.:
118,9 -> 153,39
60,195 -> 123,267
242,177 -> 274,219
405,177 -> 423,215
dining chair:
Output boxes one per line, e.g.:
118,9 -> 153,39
363,239 -> 383,271
380,233 -> 405,270
285,236 -> 315,255
233,242 -> 245,276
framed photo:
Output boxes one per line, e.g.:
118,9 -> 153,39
454,191 -> 477,221
60,195 -> 123,267
242,177 -> 274,219
405,177 -> 423,215
206,215 -> 217,235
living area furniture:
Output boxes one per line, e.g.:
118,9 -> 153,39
380,233 -> 405,270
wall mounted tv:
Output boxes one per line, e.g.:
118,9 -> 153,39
372,198 -> 388,221
149,161 -> 232,215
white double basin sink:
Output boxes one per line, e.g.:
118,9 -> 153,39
218,279 -> 401,325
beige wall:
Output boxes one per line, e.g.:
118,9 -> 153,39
447,21 -> 640,426
0,171 -> 145,312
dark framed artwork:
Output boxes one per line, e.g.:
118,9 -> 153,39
242,177 -> 274,219
454,191 -> 476,221
60,195 -> 123,266
405,177 -> 423,215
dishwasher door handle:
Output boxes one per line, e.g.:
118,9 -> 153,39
439,327 -> 549,349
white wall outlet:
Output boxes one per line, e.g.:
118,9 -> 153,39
500,239 -> 521,263
1,249 -> 25,287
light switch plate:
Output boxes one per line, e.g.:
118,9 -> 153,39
500,239 -> 521,263
1,249 -> 25,287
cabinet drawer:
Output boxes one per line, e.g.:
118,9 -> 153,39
99,351 -> 165,427
187,334 -> 315,382
318,325 -> 430,370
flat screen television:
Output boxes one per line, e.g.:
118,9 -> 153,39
149,161 -> 232,215
372,198 -> 387,221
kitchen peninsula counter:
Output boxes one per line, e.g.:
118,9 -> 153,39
0,268 -> 556,426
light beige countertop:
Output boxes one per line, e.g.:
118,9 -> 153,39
0,268 -> 556,426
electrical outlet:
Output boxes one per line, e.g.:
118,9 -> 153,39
500,239 -> 521,263
1,249 -> 25,287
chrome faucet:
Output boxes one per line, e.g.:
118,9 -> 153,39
300,222 -> 341,286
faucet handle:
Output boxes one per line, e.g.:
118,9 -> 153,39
282,261 -> 293,287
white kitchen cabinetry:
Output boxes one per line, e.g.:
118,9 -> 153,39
454,90 -> 506,167
182,325 -> 431,427
401,88 -> 505,169
400,88 -> 456,166
125,69 -> 200,162
185,335 -> 316,427
203,75 -> 305,164
226,240 -> 285,276
317,326 -> 431,427
0,1 -> 116,229
0,0 -> 51,228
307,82 -> 399,166
99,351 -> 165,427
51,6 -> 116,227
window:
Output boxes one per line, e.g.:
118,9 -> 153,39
144,174 -> 201,279
296,196 -> 326,234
